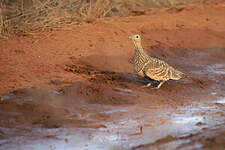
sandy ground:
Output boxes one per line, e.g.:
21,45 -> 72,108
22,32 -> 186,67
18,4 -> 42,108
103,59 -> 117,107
0,1 -> 225,150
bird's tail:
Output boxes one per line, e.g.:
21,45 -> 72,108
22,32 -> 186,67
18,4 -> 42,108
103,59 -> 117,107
183,73 -> 204,87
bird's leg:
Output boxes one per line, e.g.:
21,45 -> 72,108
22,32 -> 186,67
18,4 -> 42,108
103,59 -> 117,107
156,81 -> 165,89
142,82 -> 152,88
146,82 -> 152,87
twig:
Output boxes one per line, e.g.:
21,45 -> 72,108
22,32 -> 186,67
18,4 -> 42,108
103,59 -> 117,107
37,0 -> 52,10
21,0 -> 24,14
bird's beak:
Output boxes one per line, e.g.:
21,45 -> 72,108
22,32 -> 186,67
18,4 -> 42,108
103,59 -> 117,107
128,35 -> 132,39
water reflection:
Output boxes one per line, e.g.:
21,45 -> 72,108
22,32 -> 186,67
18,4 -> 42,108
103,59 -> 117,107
216,98 -> 225,104
172,116 -> 203,124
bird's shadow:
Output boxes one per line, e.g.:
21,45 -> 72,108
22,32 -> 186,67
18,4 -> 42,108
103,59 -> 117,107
64,63 -> 160,87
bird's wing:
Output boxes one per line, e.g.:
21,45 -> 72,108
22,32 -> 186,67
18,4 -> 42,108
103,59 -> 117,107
144,58 -> 184,81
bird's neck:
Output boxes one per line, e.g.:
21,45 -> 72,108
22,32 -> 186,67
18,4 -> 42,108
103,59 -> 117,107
134,42 -> 148,57
134,41 -> 143,50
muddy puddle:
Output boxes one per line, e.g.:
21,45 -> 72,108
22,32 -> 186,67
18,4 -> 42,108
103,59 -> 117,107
0,48 -> 225,150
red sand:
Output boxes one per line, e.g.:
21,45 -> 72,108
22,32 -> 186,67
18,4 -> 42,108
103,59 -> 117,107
0,1 -> 225,150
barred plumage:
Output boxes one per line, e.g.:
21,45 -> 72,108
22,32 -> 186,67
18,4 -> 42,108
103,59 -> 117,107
129,34 -> 185,89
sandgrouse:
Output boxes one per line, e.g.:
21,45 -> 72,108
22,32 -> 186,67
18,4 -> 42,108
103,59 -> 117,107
129,34 -> 186,89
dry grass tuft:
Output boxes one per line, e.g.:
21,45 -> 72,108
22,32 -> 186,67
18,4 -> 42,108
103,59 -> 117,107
0,0 -> 213,37
0,1 -> 4,38
79,0 -> 113,23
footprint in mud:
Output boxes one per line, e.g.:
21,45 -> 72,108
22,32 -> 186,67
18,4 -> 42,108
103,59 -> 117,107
58,81 -> 135,105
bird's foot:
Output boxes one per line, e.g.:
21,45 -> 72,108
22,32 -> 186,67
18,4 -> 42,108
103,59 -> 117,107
151,86 -> 160,90
142,81 -> 165,89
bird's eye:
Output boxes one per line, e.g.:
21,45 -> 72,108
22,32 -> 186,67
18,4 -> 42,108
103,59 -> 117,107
136,35 -> 139,38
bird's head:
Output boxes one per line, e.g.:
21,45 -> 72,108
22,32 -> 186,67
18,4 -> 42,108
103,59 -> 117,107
129,34 -> 142,48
